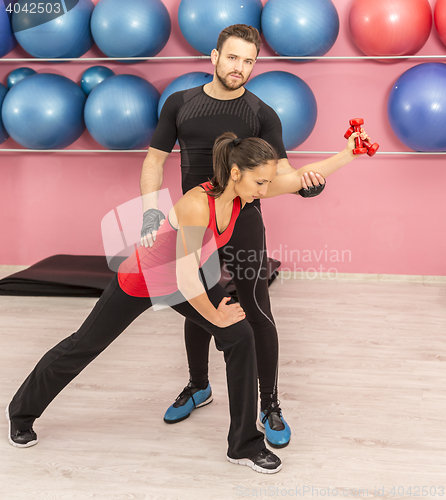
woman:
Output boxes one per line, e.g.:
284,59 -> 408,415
6,128 -> 370,474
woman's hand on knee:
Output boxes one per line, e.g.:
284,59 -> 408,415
215,297 -> 246,328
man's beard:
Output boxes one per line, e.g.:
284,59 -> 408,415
216,66 -> 247,91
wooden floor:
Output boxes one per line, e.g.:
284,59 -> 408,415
1,272 -> 445,500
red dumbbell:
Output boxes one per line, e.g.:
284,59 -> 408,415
362,140 -> 379,157
344,118 -> 367,155
344,118 -> 379,156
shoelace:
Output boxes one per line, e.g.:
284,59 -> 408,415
174,383 -> 199,407
252,448 -> 274,461
261,400 -> 283,425
175,384 -> 193,402
14,429 -> 32,437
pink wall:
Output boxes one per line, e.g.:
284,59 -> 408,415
1,0 -> 445,276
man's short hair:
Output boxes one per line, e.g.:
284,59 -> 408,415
216,24 -> 261,57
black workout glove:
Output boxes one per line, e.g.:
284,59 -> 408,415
141,208 -> 166,239
298,180 -> 326,198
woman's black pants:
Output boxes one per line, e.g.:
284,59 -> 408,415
9,275 -> 265,459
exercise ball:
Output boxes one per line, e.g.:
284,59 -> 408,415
435,0 -> 446,47
0,3 -> 17,57
0,83 -> 9,144
245,71 -> 317,149
178,0 -> 262,56
85,75 -> 160,150
7,67 -> 37,88
81,66 -> 115,95
91,0 -> 171,58
349,0 -> 432,59
158,72 -> 213,117
261,0 -> 339,59
388,63 -> 446,151
2,73 -> 86,149
12,0 -> 94,58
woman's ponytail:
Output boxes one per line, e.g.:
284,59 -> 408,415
208,132 -> 237,197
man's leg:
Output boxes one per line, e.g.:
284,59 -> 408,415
221,203 -> 291,448
162,318 -> 213,424
184,318 -> 212,387
164,203 -> 291,447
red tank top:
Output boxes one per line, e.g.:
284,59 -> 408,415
118,182 -> 241,297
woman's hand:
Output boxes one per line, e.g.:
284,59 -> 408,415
347,128 -> 371,154
215,297 -> 246,328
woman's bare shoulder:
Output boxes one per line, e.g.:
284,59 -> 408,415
174,187 -> 210,226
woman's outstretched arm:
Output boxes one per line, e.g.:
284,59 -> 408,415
262,130 -> 371,199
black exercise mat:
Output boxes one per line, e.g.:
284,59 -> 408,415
0,254 -> 281,299
0,255 -> 117,297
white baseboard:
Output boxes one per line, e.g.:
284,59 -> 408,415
0,265 -> 29,280
0,265 -> 29,272
276,271 -> 446,284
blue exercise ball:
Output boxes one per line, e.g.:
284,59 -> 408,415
91,0 -> 171,59
158,72 -> 213,117
178,0 -> 262,56
0,83 -> 9,144
85,75 -> 160,150
388,63 -> 446,152
2,73 -> 86,149
0,3 -> 17,57
81,66 -> 115,95
262,0 -> 339,59
7,67 -> 37,88
12,0 -> 94,58
245,71 -> 317,149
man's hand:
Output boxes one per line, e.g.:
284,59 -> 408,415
298,171 -> 326,198
141,208 -> 165,248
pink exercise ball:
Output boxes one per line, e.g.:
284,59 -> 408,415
435,0 -> 446,47
349,0 -> 432,60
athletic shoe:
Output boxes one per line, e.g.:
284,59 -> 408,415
163,381 -> 213,424
227,447 -> 282,474
259,401 -> 291,448
5,406 -> 38,448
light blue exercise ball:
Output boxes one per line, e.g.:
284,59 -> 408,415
261,0 -> 339,59
81,66 -> 115,95
388,63 -> 446,151
0,3 -> 17,57
158,72 -> 213,117
2,73 -> 87,149
0,83 -> 9,144
85,75 -> 160,150
178,0 -> 263,56
91,0 -> 171,59
12,0 -> 94,58
246,71 -> 317,149
7,67 -> 37,89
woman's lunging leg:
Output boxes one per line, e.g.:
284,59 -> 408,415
9,275 -> 153,430
172,285 -> 265,459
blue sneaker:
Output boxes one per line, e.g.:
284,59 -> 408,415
164,381 -> 213,424
259,401 -> 291,448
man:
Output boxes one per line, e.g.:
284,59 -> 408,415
140,24 -> 325,450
